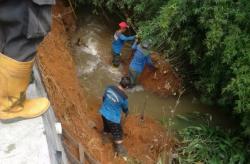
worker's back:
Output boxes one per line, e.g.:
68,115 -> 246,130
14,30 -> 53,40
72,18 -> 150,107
100,86 -> 128,124
112,32 -> 135,54
129,45 -> 152,73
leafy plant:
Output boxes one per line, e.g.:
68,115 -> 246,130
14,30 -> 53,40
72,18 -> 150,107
75,0 -> 250,135
177,125 -> 248,164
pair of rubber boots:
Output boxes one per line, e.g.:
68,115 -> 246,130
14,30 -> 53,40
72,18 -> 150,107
0,53 -> 49,120
102,132 -> 128,157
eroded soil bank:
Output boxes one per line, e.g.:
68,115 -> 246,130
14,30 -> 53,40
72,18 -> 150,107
37,2 -> 177,163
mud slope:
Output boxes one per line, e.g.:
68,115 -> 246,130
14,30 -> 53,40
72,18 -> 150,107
38,2 -> 174,163
122,53 -> 182,97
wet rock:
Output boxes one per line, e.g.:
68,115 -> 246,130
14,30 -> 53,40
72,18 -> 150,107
76,37 -> 87,47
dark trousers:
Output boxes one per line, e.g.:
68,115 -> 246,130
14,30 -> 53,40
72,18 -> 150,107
128,68 -> 140,86
112,51 -> 121,67
0,0 -> 54,62
102,116 -> 123,141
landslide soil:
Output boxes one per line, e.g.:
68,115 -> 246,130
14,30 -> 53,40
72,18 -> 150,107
38,2 -> 176,163
122,52 -> 181,97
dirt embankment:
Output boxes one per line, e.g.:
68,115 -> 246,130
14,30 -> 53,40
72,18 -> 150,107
122,53 -> 182,97
140,54 -> 181,96
38,1 -> 175,163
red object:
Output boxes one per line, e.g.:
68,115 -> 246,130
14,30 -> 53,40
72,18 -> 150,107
119,22 -> 129,29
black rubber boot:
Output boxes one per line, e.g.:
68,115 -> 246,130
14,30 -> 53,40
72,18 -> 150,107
114,143 -> 128,157
112,55 -> 120,67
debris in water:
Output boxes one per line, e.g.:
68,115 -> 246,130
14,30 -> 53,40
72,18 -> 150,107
127,85 -> 144,93
77,37 -> 87,47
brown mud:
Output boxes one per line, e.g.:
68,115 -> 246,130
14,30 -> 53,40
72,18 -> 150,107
122,53 -> 182,97
37,1 -> 178,163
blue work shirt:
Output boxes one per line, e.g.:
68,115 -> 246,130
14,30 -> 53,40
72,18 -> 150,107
129,42 -> 154,73
112,31 -> 135,55
100,86 -> 128,124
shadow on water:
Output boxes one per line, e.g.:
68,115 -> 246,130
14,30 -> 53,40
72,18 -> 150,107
71,12 -> 237,130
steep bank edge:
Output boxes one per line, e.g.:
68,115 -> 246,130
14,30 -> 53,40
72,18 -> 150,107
37,2 -> 175,163
37,2 -> 107,162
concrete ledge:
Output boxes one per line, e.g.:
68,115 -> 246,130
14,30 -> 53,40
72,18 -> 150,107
0,116 -> 50,164
0,64 -> 67,164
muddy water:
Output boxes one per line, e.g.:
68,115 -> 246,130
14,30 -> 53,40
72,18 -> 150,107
71,14 -> 234,129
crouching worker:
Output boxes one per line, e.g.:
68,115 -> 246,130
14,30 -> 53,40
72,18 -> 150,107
99,76 -> 131,157
112,22 -> 135,67
129,39 -> 157,87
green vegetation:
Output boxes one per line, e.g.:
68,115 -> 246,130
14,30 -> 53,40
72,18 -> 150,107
77,0 -> 250,136
160,112 -> 250,163
75,0 -> 250,162
177,125 -> 248,164
160,110 -> 249,163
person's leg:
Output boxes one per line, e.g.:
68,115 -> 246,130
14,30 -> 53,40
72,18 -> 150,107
0,0 -> 53,120
112,51 -> 121,67
0,0 -> 53,61
102,115 -> 110,133
128,68 -> 140,87
128,68 -> 136,87
109,121 -> 127,156
101,116 -> 112,144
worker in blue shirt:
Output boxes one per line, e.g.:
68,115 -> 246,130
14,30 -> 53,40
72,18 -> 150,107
129,39 -> 156,87
112,22 -> 135,67
100,76 -> 131,157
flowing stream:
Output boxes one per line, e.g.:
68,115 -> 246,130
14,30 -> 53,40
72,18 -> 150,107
71,14 -> 235,130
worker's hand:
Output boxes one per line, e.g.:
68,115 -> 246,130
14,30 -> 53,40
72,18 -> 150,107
136,35 -> 141,40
